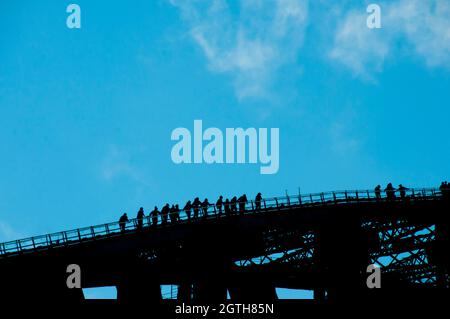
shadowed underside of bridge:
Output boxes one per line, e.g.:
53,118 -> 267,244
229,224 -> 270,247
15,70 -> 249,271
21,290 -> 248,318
1,192 -> 449,304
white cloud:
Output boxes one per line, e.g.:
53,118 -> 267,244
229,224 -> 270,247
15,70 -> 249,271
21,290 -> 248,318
171,1 -> 450,89
329,9 -> 389,81
387,0 -> 450,68
170,0 -> 308,100
329,0 -> 450,78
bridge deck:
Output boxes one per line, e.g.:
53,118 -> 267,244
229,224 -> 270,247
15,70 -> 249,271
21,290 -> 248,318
0,187 -> 443,258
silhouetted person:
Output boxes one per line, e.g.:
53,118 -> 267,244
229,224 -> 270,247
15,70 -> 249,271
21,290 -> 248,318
174,204 -> 180,222
255,192 -> 262,210
184,201 -> 192,221
445,181 -> 449,199
137,207 -> 145,230
440,181 -> 446,193
170,205 -> 177,223
374,185 -> 381,200
384,183 -> 396,200
398,184 -> 409,199
119,213 -> 129,233
150,206 -> 159,226
192,197 -> 201,219
161,204 -> 170,224
216,196 -> 223,215
440,181 -> 449,200
202,198 -> 209,218
238,194 -> 247,214
224,199 -> 231,217
230,196 -> 237,215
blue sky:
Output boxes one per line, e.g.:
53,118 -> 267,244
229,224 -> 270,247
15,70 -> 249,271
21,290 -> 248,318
0,0 -> 449,298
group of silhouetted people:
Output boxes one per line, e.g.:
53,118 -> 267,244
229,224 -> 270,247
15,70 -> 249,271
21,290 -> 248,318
216,194 -> 252,217
374,183 -> 411,200
117,193 -> 265,232
374,181 -> 450,201
117,180 -> 450,233
181,194 -> 253,221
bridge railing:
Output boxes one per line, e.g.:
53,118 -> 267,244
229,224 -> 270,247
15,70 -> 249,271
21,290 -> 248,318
0,187 -> 444,257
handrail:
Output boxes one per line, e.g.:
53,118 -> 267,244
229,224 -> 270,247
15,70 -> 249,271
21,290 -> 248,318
0,187 -> 445,257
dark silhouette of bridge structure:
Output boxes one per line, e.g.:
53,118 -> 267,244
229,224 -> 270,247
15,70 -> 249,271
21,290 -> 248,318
0,187 -> 449,304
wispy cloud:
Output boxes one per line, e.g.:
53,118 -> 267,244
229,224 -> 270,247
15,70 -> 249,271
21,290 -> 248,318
171,0 -> 450,91
329,8 -> 389,81
329,0 -> 450,79
170,0 -> 308,100
0,221 -> 21,242
329,110 -> 361,154
330,128 -> 360,154
100,145 -> 151,187
387,0 -> 450,68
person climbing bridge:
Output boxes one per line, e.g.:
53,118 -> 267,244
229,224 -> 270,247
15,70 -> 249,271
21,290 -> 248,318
150,206 -> 159,226
216,196 -> 223,216
183,201 -> 192,221
238,194 -> 248,214
374,185 -> 381,199
119,213 -> 129,232
202,198 -> 210,218
255,192 -> 262,210
398,184 -> 409,199
384,183 -> 396,200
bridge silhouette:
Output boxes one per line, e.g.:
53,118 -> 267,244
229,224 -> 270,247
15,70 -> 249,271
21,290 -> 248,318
0,187 -> 449,304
